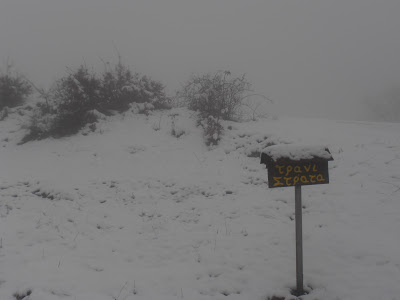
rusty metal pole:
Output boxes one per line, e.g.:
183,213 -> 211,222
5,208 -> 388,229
295,185 -> 304,295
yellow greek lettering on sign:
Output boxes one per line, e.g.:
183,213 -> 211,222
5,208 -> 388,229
273,177 -> 284,187
309,175 -> 316,183
285,166 -> 293,176
284,177 -> 292,186
300,176 -> 310,184
276,165 -> 285,174
270,161 -> 328,187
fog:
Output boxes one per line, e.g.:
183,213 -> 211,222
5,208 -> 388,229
1,0 -> 400,121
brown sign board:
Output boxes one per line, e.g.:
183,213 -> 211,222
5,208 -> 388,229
260,145 -> 333,295
260,145 -> 333,188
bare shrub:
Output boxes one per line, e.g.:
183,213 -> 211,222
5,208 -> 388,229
177,70 -> 267,145
178,70 -> 252,121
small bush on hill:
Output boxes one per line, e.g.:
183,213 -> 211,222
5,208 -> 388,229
199,115 -> 223,146
137,75 -> 170,110
20,102 -> 54,143
100,61 -> 139,112
21,61 -> 169,143
50,65 -> 102,137
177,70 -> 252,122
100,62 -> 170,113
0,63 -> 32,111
177,70 -> 265,145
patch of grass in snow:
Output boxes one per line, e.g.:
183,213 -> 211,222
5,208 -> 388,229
13,289 -> 32,300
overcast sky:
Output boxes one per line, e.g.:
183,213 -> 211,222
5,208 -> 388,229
1,0 -> 400,120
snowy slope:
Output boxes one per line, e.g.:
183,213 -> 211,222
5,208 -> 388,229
0,108 -> 399,300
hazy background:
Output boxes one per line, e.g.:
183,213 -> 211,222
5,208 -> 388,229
1,0 -> 400,121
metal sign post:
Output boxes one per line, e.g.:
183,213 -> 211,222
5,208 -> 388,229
260,145 -> 333,296
295,185 -> 303,295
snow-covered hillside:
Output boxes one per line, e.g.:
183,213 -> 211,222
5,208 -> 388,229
0,108 -> 399,300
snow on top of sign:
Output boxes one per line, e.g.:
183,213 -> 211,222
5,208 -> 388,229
262,144 -> 332,161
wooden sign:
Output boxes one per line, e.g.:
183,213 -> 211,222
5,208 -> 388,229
260,145 -> 333,188
260,145 -> 333,296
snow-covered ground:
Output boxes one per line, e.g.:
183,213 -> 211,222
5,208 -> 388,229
0,108 -> 399,300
